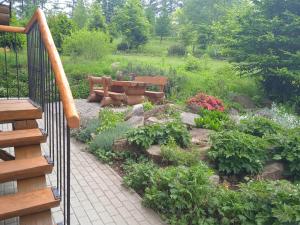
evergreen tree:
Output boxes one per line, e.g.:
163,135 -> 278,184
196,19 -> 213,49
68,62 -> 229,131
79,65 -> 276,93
225,0 -> 300,104
72,0 -> 88,29
155,6 -> 170,41
88,1 -> 107,32
112,0 -> 150,48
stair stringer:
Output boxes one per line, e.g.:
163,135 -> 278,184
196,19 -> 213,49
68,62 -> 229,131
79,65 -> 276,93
14,120 -> 53,225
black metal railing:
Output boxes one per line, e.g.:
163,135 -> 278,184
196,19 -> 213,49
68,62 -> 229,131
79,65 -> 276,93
0,19 -> 71,225
26,21 -> 71,225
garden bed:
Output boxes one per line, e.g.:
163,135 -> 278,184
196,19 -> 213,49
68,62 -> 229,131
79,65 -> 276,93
72,96 -> 300,225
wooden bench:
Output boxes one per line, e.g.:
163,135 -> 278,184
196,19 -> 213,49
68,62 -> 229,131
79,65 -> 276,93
134,76 -> 168,103
87,76 -> 126,106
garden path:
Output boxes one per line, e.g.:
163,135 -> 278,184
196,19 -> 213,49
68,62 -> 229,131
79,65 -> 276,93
0,100 -> 165,225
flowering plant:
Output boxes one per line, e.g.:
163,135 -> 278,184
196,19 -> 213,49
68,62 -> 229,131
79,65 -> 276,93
187,93 -> 225,111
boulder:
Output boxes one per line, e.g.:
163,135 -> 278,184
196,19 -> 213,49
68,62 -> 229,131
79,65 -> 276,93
112,138 -> 138,152
125,104 -> 144,120
144,104 -> 170,119
146,145 -> 162,163
180,112 -> 200,127
125,116 -> 144,128
198,146 -> 211,161
145,116 -> 173,125
231,95 -> 256,109
190,128 -> 213,147
209,175 -> 220,185
261,162 -> 284,180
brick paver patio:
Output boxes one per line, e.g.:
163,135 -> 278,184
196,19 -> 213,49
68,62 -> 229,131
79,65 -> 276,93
0,100 -> 165,225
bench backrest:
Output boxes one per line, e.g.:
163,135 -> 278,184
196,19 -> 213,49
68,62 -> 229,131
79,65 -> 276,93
88,76 -> 112,96
134,76 -> 168,92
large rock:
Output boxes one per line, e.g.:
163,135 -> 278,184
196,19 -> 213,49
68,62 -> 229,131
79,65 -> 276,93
231,95 -> 256,109
209,175 -> 220,185
112,138 -> 138,152
190,128 -> 213,147
144,104 -> 170,119
146,145 -> 162,163
125,116 -> 144,128
261,162 -> 284,180
180,112 -> 200,127
145,116 -> 173,125
125,104 -> 144,120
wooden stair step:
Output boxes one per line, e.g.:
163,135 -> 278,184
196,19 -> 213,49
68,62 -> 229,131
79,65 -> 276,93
0,128 -> 47,148
0,99 -> 42,123
0,187 -> 60,220
0,156 -> 53,183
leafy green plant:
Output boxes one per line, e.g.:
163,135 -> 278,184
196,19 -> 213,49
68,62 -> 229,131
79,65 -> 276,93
143,165 -> 214,224
123,161 -> 158,193
127,121 -> 191,149
161,139 -> 201,166
195,109 -> 230,131
143,101 -> 154,111
268,128 -> 300,179
97,109 -> 125,133
208,130 -> 268,176
73,118 -> 100,143
238,116 -> 283,137
238,180 -> 300,225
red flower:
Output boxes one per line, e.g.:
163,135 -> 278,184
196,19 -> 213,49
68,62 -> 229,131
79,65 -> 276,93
187,93 -> 225,112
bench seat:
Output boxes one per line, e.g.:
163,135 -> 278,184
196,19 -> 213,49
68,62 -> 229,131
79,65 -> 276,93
94,89 -> 125,101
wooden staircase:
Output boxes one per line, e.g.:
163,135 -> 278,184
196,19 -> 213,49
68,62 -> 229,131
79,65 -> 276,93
0,99 -> 60,225
0,1 -> 10,25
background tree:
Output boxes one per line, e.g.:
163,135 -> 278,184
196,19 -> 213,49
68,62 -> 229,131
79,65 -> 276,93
223,0 -> 300,105
72,0 -> 88,29
88,1 -> 107,32
48,13 -> 75,51
155,6 -> 171,42
101,0 -> 125,22
112,0 -> 150,49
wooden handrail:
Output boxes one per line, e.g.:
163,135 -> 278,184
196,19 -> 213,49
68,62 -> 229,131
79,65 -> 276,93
0,9 -> 80,128
0,25 -> 25,33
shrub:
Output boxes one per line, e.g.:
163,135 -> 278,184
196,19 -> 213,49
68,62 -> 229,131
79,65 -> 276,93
161,140 -> 200,166
208,130 -> 268,176
187,92 -> 225,111
123,161 -> 158,193
184,55 -> 202,72
117,42 -> 129,51
143,165 -> 214,224
127,121 -> 191,150
195,109 -> 230,131
167,44 -> 186,56
238,116 -> 283,137
89,123 -> 131,153
62,29 -> 112,60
